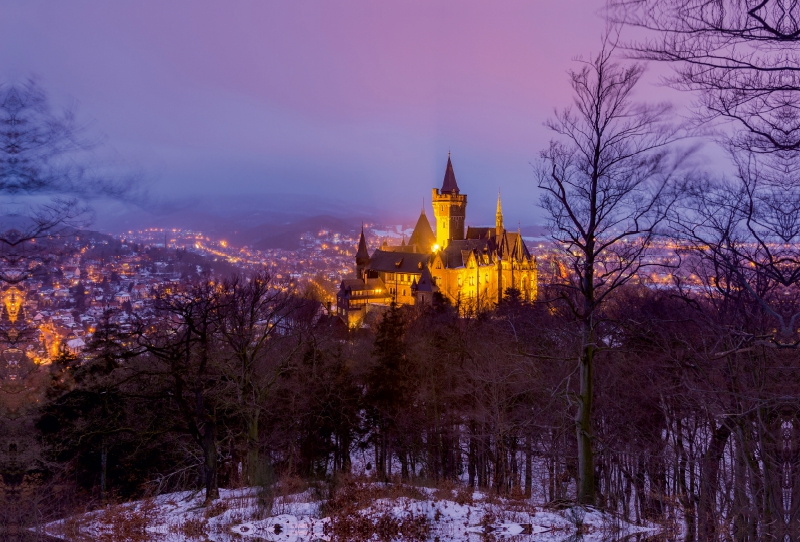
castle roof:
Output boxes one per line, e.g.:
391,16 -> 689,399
367,249 -> 430,274
408,210 -> 436,251
441,154 -> 460,194
436,232 -> 531,269
466,227 -> 495,240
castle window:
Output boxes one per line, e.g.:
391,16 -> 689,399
458,275 -> 462,286
436,261 -> 442,269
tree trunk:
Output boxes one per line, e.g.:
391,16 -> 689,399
525,433 -> 533,498
202,420 -> 219,504
100,436 -> 108,502
246,411 -> 261,486
699,418 -> 732,541
675,417 -> 695,542
576,337 -> 595,504
468,432 -> 476,488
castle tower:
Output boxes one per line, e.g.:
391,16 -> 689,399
355,225 -> 370,280
432,153 -> 467,248
496,191 -> 504,238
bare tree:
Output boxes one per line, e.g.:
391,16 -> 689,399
610,0 -> 800,152
608,8 -> 800,531
135,280 -> 226,505
536,34 -> 683,504
0,79 -> 140,285
611,1 -> 800,340
215,271 -> 304,486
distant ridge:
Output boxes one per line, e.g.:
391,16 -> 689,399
237,215 -> 359,250
92,192 -> 378,240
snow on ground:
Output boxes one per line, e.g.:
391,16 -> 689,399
41,484 -> 658,541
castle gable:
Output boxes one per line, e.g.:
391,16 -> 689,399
439,239 -> 492,268
497,231 -> 531,262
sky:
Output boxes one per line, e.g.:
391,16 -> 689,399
0,1 -> 689,228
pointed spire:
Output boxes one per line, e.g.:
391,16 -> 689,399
415,266 -> 437,295
496,190 -> 504,236
356,224 -> 369,264
441,153 -> 460,194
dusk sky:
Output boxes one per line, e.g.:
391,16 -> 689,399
0,1 -> 687,227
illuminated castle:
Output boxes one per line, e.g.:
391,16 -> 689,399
338,154 -> 536,321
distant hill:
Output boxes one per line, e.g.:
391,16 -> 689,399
520,225 -> 550,238
238,215 -> 360,250
93,193 -> 381,240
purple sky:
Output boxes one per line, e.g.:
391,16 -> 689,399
0,1 -> 687,226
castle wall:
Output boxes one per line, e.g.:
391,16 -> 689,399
430,259 -> 536,311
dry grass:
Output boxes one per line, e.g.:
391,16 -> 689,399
85,499 -> 156,542
203,499 -> 229,519
170,516 -> 207,538
324,476 -> 430,541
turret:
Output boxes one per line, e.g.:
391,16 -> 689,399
355,225 -> 370,280
432,153 -> 467,248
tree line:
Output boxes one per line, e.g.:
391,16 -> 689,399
18,262 -> 797,542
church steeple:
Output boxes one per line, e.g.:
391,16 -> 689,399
356,225 -> 370,280
496,191 -> 504,238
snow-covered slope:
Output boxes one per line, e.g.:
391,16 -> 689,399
41,484 -> 658,541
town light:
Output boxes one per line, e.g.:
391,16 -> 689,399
432,244 -> 440,252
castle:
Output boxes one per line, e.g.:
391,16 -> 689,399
337,154 -> 536,323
